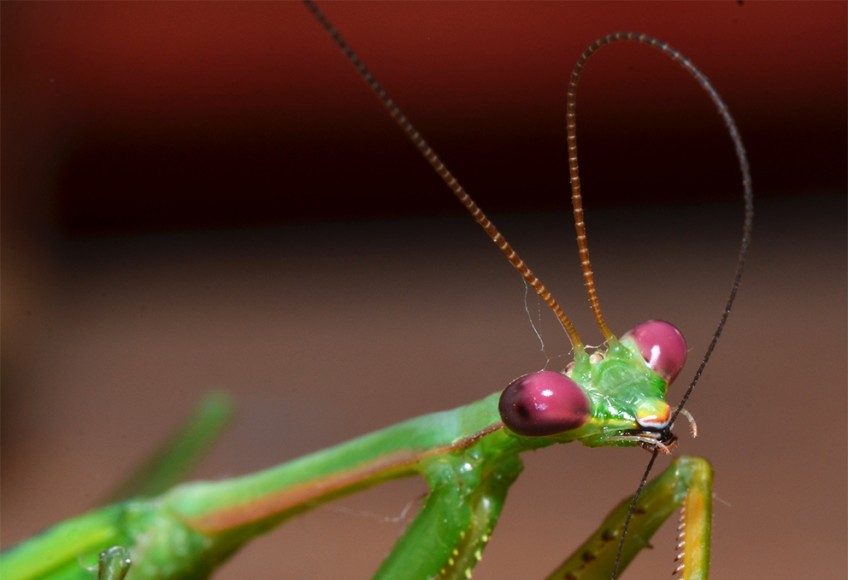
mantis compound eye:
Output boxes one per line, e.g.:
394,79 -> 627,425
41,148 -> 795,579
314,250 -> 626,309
621,319 -> 688,385
498,371 -> 590,436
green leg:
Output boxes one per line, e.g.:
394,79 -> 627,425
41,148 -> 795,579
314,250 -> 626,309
107,392 -> 233,501
547,456 -> 713,580
376,451 -> 523,580
97,547 -> 131,580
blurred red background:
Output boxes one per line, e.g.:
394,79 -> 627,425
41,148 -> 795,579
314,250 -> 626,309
3,1 -> 845,234
2,2 -> 846,579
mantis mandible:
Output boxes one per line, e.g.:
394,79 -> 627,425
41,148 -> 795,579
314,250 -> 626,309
0,2 -> 753,579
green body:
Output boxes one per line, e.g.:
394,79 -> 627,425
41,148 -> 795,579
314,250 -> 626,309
0,339 -> 713,579
0,3 -> 747,576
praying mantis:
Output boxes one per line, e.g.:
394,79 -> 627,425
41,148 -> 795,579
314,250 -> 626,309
0,2 -> 754,578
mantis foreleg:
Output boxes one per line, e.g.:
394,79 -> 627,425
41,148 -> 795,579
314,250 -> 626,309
376,446 -> 523,579
97,547 -> 131,580
547,456 -> 712,580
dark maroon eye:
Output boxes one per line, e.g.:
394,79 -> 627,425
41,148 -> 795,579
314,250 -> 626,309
621,320 -> 687,384
498,370 -> 590,436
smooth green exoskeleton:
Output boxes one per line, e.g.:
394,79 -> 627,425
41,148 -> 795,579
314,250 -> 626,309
1,2 -> 754,578
1,341 -> 712,579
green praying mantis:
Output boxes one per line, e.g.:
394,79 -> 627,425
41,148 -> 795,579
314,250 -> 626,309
0,2 -> 754,579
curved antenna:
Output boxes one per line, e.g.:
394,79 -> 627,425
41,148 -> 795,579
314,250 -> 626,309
565,33 -> 754,347
567,31 -> 755,421
304,0 -> 585,349
574,33 -> 753,580
566,40 -> 617,342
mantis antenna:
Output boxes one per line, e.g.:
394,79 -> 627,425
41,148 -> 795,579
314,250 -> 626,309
305,6 -> 755,576
566,40 -> 616,342
564,33 -> 753,419
303,0 -> 585,350
565,33 -> 753,352
565,33 -> 754,579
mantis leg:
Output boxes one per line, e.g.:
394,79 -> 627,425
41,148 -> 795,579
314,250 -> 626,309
376,450 -> 523,580
547,456 -> 712,580
97,546 -> 131,580
107,393 -> 233,502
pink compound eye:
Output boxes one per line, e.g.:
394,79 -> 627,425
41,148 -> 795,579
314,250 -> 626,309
621,319 -> 688,385
498,370 -> 590,436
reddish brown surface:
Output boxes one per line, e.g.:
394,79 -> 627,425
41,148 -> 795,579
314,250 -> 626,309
2,1 -> 845,232
2,2 -> 846,579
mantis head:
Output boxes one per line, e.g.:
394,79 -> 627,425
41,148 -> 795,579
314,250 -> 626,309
498,320 -> 687,450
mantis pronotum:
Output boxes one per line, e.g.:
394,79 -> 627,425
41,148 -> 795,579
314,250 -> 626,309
1,2 -> 753,578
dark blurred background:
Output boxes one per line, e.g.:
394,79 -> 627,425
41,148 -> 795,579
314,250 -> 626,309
2,2 -> 845,579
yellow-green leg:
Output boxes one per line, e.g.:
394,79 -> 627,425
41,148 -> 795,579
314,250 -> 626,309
547,456 -> 713,580
375,451 -> 524,580
97,546 -> 131,580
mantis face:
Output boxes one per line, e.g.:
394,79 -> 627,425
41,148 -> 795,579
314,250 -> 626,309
498,319 -> 687,450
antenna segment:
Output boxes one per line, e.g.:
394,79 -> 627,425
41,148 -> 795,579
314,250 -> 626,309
304,0 -> 585,349
586,33 -> 754,580
565,32 -> 753,354
561,31 -> 753,422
